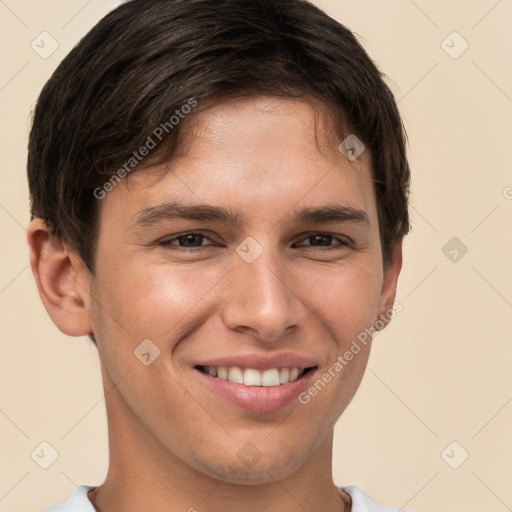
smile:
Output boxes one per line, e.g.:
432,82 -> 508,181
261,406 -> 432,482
195,364 -> 318,413
196,365 -> 314,386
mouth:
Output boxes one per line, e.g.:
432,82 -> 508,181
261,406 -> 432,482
194,363 -> 318,414
194,365 -> 316,386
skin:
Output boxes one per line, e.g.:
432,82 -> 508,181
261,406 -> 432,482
28,96 -> 402,512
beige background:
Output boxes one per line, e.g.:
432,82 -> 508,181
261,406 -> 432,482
1,0 -> 511,511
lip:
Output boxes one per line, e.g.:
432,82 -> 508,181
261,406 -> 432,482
195,365 -> 318,414
194,351 -> 318,371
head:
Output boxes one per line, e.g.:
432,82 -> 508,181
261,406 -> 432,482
27,0 -> 410,484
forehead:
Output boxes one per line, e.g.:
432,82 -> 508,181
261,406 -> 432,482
101,96 -> 377,229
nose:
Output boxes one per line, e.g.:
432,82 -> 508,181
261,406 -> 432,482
221,240 -> 308,343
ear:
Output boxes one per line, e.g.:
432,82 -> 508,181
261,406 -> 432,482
376,238 -> 403,330
27,218 -> 93,337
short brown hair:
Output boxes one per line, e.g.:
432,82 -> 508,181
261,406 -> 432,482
27,0 -> 411,274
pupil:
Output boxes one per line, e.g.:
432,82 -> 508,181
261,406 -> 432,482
181,234 -> 202,247
312,235 -> 330,246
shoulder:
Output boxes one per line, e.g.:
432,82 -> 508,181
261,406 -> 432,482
340,485 -> 411,512
40,485 -> 96,512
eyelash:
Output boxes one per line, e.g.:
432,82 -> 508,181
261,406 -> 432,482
158,232 -> 351,252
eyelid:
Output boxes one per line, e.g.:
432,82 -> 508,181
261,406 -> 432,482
158,231 -> 352,249
159,231 -> 215,246
293,232 -> 351,248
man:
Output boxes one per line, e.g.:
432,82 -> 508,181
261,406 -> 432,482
27,0 -> 411,510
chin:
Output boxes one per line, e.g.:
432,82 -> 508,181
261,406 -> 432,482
191,441 -> 312,485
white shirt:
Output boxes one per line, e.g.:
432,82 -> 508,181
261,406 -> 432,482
40,484 -> 410,511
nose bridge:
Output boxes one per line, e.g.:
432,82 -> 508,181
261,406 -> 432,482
222,235 -> 306,339
238,236 -> 285,300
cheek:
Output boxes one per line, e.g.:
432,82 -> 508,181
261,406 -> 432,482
99,257 -> 383,350
95,260 -> 225,347
304,261 -> 382,342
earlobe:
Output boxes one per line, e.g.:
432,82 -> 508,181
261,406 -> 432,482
376,238 -> 403,330
27,218 -> 93,337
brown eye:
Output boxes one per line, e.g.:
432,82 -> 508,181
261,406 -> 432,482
159,233 -> 212,249
294,234 -> 350,249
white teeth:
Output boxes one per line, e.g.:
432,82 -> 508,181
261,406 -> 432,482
244,368 -> 261,386
279,367 -> 290,384
261,368 -> 280,387
217,367 -> 228,380
201,365 -> 307,386
227,367 -> 244,384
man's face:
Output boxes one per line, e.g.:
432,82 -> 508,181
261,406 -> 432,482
80,96 -> 399,483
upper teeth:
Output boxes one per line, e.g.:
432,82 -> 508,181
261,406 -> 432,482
203,366 -> 304,386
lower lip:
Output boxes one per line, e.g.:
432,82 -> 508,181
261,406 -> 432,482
196,369 -> 317,413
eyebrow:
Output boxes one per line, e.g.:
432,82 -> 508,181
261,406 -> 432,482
132,201 -> 370,229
